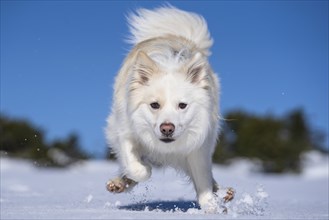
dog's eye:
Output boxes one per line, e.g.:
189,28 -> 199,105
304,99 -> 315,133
150,102 -> 160,109
178,103 -> 187,109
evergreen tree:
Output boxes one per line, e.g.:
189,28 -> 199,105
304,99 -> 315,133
213,109 -> 324,173
0,115 -> 89,167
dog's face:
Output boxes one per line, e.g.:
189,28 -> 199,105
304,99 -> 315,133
128,51 -> 212,151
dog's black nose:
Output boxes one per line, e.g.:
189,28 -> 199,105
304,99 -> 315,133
160,123 -> 175,136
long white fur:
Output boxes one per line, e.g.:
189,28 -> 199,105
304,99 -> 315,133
106,6 -> 221,213
127,6 -> 213,56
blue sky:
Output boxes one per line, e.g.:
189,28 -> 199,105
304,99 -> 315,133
1,1 -> 328,157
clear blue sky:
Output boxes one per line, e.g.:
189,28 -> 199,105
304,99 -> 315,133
1,1 -> 328,157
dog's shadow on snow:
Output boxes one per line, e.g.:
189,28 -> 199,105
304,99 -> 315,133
119,200 -> 200,212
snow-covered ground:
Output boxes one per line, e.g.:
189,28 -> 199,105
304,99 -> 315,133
1,151 -> 328,219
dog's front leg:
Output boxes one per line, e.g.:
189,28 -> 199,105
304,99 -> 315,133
107,138 -> 151,193
186,148 -> 218,213
118,138 -> 152,183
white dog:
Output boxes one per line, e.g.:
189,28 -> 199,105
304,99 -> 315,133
105,6 -> 234,213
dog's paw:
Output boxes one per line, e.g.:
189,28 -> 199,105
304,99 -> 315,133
106,176 -> 137,193
223,187 -> 235,203
127,162 -> 151,182
106,177 -> 126,193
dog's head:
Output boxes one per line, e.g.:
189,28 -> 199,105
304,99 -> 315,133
128,49 -> 218,152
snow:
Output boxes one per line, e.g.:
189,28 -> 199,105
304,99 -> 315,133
1,151 -> 328,219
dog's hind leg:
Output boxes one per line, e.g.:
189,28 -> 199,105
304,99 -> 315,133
106,175 -> 137,193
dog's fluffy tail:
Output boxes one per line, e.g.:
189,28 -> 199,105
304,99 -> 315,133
127,6 -> 213,55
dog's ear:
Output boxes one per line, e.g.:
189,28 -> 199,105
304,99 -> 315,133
186,52 -> 208,85
134,51 -> 158,85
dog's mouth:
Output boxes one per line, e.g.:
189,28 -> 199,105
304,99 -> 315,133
160,138 -> 175,143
